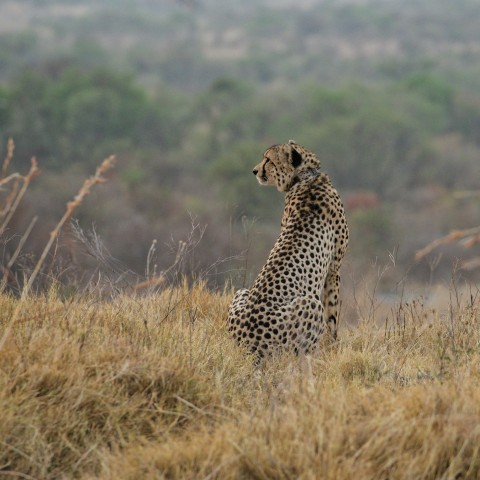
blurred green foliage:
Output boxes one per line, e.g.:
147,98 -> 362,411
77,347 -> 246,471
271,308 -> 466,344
1,0 -> 480,283
4,69 -> 178,167
3,66 -> 472,194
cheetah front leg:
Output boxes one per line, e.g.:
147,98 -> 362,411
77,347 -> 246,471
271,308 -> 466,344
286,295 -> 326,354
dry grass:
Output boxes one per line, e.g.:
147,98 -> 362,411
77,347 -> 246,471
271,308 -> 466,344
415,187 -> 480,271
1,281 -> 480,479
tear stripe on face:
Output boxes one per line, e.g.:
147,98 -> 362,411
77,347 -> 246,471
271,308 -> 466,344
261,158 -> 270,181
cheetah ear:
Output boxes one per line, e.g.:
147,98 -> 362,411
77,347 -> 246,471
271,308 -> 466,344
291,146 -> 303,168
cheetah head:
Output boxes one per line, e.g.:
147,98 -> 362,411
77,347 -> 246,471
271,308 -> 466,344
253,140 -> 321,192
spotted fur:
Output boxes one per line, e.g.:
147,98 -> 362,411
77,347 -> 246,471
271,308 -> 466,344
228,140 -> 349,360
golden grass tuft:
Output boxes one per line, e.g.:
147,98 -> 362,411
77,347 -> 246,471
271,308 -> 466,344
1,282 -> 480,479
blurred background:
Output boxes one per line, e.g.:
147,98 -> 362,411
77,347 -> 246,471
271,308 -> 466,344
0,0 -> 479,293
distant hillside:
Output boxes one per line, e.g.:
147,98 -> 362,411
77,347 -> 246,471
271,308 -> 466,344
2,0 -> 480,91
1,0 -> 479,287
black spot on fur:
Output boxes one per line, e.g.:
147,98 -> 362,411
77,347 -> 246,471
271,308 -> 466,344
291,147 -> 302,168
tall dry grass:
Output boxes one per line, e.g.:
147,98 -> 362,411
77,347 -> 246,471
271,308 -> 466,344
1,280 -> 479,479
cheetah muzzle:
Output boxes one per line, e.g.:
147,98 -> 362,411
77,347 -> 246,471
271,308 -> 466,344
228,140 -> 349,361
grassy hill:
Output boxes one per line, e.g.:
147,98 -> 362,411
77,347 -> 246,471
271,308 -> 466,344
1,282 -> 479,479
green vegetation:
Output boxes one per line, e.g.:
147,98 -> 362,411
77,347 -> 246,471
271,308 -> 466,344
0,0 -> 479,286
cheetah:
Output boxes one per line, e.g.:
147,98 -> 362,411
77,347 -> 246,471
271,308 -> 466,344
228,140 -> 348,360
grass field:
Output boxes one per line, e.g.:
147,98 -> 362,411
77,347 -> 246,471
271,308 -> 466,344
1,280 -> 480,479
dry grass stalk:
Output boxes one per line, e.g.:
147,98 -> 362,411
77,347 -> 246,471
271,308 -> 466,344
1,137 -> 14,179
21,155 -> 116,300
415,226 -> 480,262
416,187 -> 480,267
0,156 -> 115,353
0,175 -> 20,221
460,257 -> 480,271
0,216 -> 38,292
0,172 -> 21,188
1,141 -> 40,294
0,157 -> 39,237
133,275 -> 166,291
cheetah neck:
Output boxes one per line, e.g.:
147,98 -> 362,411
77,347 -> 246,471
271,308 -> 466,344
290,167 -> 322,189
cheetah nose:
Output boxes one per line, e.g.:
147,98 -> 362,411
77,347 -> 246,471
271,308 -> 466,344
253,169 -> 258,176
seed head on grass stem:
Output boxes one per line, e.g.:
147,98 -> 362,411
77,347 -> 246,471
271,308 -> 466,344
22,155 -> 116,300
0,156 -> 115,352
